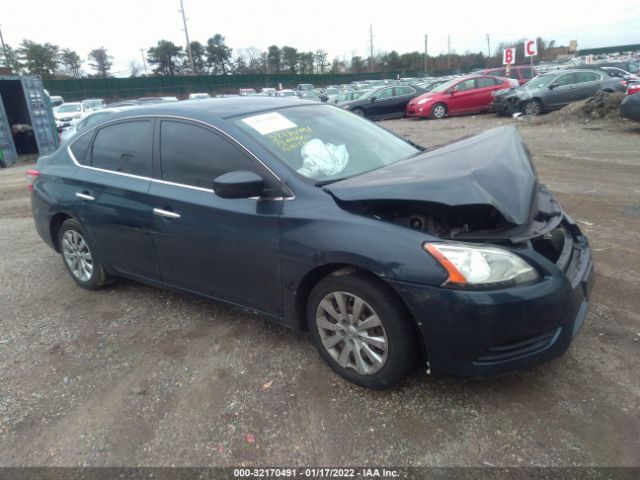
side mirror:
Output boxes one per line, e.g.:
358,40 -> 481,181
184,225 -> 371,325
370,97 -> 377,102
548,83 -> 558,90
449,89 -> 457,95
213,170 -> 265,199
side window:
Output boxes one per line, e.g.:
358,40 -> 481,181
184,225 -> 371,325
575,72 -> 599,83
69,132 -> 93,165
374,87 -> 394,99
477,77 -> 498,88
160,121 -> 258,189
552,74 -> 575,87
395,86 -> 415,96
91,120 -> 153,176
455,79 -> 476,91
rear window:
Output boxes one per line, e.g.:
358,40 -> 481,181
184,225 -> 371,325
91,120 -> 153,177
477,77 -> 498,88
69,132 -> 92,165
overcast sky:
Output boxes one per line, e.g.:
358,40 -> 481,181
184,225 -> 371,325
2,0 -> 639,75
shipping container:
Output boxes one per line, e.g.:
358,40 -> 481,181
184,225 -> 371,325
0,75 -> 59,167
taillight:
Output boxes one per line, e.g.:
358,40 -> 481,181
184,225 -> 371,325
26,168 -> 40,191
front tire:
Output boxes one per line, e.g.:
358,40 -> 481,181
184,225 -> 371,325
430,103 -> 447,119
352,107 -> 365,117
523,99 -> 542,116
307,272 -> 419,389
59,219 -> 109,290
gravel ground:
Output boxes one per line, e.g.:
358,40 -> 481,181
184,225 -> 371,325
0,114 -> 639,467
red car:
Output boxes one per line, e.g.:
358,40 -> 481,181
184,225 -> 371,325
406,76 -> 519,119
479,66 -> 538,85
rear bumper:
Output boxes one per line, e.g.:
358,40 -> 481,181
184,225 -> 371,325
387,220 -> 593,377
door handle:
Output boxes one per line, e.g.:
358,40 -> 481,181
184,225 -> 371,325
153,208 -> 181,219
75,192 -> 95,201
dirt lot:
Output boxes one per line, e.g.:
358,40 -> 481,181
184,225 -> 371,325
0,114 -> 639,467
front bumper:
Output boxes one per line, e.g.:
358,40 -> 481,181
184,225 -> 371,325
406,104 -> 430,117
388,217 -> 593,377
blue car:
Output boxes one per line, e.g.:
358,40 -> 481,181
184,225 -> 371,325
29,98 -> 593,388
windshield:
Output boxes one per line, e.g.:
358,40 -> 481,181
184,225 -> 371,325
83,101 -> 102,108
430,79 -> 458,93
58,104 -> 82,113
234,105 -> 418,183
524,73 -> 557,89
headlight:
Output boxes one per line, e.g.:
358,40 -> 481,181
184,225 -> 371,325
342,105 -> 351,110
424,243 -> 539,287
417,98 -> 430,105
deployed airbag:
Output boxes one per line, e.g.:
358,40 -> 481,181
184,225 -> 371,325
298,139 -> 349,178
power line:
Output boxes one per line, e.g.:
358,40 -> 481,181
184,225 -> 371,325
178,0 -> 195,74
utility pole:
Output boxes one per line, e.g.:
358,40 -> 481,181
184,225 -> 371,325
368,24 -> 374,73
140,48 -> 148,75
447,34 -> 451,69
0,25 -> 9,69
369,24 -> 374,73
179,0 -> 195,74
424,34 -> 428,77
486,34 -> 491,58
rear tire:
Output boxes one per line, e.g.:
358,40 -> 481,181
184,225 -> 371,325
430,103 -> 447,119
307,271 -> 419,389
58,219 -> 109,290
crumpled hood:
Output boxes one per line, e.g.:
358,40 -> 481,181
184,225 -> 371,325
325,126 -> 538,226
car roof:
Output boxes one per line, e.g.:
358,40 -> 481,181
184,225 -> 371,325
104,97 -> 311,122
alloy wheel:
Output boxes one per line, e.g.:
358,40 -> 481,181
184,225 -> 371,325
432,104 -> 446,118
315,291 -> 388,375
524,100 -> 541,116
62,230 -> 94,282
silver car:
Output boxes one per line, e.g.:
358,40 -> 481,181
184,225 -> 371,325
492,68 -> 626,116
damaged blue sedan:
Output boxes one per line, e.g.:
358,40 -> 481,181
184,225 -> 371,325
29,97 -> 593,388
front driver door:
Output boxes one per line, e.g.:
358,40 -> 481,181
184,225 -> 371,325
545,73 -> 577,109
446,78 -> 478,114
148,119 -> 283,316
366,87 -> 396,117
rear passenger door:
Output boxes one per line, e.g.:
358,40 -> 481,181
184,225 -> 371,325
573,71 -> 603,100
147,119 -> 283,316
366,87 -> 396,117
474,77 -> 502,112
70,119 -> 160,281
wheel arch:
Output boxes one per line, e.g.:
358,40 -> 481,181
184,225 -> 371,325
49,212 -> 73,253
292,263 -> 428,360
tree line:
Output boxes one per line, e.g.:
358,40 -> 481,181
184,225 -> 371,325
0,36 -> 557,79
